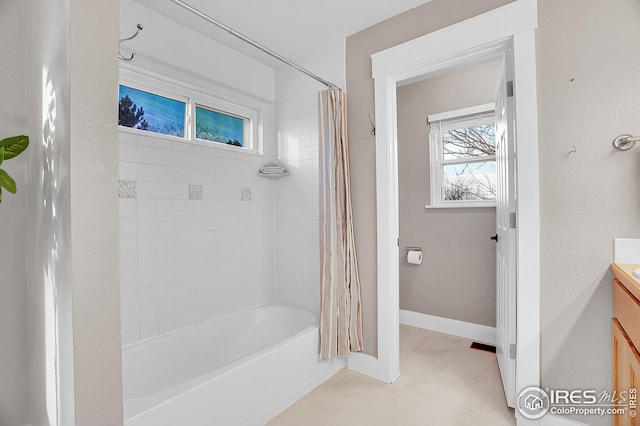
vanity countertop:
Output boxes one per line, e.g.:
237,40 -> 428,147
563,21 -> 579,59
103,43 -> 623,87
611,263 -> 640,301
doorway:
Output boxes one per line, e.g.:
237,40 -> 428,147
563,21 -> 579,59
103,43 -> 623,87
348,1 -> 540,421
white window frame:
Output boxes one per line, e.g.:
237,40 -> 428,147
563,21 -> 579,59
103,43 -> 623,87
118,68 -> 262,155
427,103 -> 496,208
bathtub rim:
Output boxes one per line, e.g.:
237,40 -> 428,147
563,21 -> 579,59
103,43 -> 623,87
121,301 -> 318,351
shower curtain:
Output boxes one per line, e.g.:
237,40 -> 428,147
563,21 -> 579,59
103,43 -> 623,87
318,88 -> 364,360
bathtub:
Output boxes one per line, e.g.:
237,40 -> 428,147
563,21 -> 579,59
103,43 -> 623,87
123,304 -> 344,426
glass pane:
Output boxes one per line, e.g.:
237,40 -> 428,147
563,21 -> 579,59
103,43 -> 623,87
442,161 -> 496,201
442,123 -> 495,160
195,106 -> 245,147
118,85 -> 185,137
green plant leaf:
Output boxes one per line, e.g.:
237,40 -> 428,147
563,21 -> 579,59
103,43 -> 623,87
0,135 -> 29,160
0,146 -> 4,166
0,168 -> 17,193
0,187 -> 2,203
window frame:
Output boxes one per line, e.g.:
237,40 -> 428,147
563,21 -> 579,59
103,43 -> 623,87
427,103 -> 496,209
118,68 -> 262,155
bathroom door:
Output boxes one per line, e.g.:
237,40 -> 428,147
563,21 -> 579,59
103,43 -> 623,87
494,53 -> 517,408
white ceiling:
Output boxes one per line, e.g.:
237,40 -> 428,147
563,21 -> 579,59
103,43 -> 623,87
133,0 -> 431,69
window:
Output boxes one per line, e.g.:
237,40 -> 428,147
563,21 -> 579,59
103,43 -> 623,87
118,70 -> 260,155
118,85 -> 186,137
195,105 -> 246,147
427,103 -> 496,208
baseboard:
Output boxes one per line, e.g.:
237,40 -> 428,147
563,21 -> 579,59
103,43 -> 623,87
399,309 -> 496,345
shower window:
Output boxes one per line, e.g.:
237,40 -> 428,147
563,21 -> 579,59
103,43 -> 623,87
427,104 -> 496,208
118,85 -> 186,138
118,70 -> 262,155
195,105 -> 248,148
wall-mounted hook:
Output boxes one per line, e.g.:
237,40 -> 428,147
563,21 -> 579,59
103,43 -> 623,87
368,113 -> 376,136
569,145 -> 577,154
119,23 -> 143,62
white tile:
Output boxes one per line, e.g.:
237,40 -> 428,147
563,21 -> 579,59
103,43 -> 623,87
156,233 -> 173,251
121,308 -> 139,328
140,320 -> 159,340
121,325 -> 140,346
173,216 -> 189,233
155,217 -> 173,233
120,271 -> 138,291
120,234 -> 138,254
173,200 -> 189,216
138,269 -> 159,287
156,165 -> 173,182
137,145 -> 156,164
155,182 -> 173,200
120,253 -> 138,273
137,199 -> 156,217
137,217 -> 155,235
156,249 -> 173,266
119,161 -> 137,180
138,251 -> 157,270
139,304 -> 158,323
156,149 -> 172,166
173,232 -> 190,249
172,151 -> 189,168
120,217 -> 137,235
136,180 -> 156,199
173,248 -> 190,265
156,267 -> 174,285
119,199 -> 137,217
138,234 -> 157,252
139,286 -> 159,306
172,167 -> 189,183
137,164 -> 156,181
121,289 -> 139,310
119,143 -> 137,162
156,199 -> 173,217
172,183 -> 188,200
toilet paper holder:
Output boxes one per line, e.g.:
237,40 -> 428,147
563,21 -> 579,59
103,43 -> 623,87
404,246 -> 422,254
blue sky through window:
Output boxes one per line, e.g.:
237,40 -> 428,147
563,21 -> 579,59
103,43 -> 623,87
118,85 -> 185,137
195,106 -> 244,147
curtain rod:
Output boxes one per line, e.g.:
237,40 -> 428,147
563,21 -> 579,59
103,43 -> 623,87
169,0 -> 341,90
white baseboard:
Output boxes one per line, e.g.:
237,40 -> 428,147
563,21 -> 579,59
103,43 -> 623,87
399,309 -> 496,345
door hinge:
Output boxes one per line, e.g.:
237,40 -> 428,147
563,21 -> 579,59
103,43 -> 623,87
509,212 -> 517,229
509,343 -> 516,360
397,238 -> 400,247
507,80 -> 514,98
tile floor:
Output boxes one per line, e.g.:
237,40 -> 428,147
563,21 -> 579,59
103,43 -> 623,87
269,325 -> 515,426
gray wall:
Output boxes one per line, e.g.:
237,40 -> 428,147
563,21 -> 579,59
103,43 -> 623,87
348,1 -> 640,425
346,0 -> 512,358
0,1 -> 29,425
398,60 -> 501,327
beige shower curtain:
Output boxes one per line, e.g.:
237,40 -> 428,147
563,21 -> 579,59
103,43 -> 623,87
318,88 -> 364,360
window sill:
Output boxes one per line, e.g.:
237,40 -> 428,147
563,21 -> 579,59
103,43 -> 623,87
425,202 -> 496,209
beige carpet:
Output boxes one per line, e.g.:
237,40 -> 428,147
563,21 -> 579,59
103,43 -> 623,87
269,325 -> 515,426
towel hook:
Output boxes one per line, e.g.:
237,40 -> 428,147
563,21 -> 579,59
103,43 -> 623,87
119,23 -> 143,62
368,113 -> 376,136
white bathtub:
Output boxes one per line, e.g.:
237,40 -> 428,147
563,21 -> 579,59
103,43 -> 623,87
123,304 -> 344,426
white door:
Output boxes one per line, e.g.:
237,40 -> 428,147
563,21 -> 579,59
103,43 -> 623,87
494,53 -> 517,408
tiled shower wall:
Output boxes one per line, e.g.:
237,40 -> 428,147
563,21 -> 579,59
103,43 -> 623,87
119,131 -> 276,345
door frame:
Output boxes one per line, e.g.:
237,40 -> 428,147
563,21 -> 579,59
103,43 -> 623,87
347,0 -> 540,416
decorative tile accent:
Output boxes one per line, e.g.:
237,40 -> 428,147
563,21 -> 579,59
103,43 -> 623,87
189,184 -> 203,200
241,188 -> 252,201
119,180 -> 137,199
